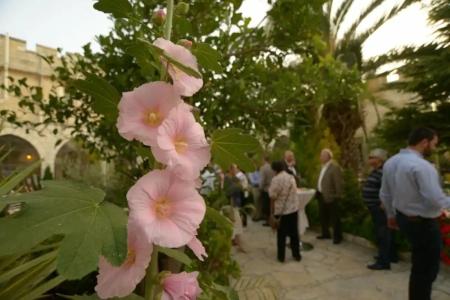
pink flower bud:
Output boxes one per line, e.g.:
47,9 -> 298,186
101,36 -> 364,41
152,9 -> 166,26
162,272 -> 201,299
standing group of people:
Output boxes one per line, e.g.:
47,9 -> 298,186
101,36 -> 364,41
267,149 -> 346,262
361,127 -> 450,300
206,127 -> 450,300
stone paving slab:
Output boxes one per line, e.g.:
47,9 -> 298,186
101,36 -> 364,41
233,220 -> 450,300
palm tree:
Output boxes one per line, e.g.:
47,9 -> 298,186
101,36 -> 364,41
319,0 -> 419,169
368,0 -> 450,149
268,0 -> 419,169
323,0 -> 419,69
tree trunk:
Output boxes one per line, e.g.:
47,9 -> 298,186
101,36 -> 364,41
322,101 -> 362,171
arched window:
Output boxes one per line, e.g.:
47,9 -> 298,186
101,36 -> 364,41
0,134 -> 41,178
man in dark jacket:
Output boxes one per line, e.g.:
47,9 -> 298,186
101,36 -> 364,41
363,148 -> 398,270
316,149 -> 343,244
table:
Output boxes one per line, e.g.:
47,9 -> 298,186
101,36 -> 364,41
296,188 -> 316,235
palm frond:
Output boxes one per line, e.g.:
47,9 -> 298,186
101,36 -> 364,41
363,43 -> 440,73
332,0 -> 353,32
339,0 -> 384,45
352,0 -> 419,51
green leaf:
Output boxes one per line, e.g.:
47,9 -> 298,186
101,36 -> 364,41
0,250 -> 57,284
206,207 -> 232,229
0,180 -> 128,280
0,256 -> 56,300
126,41 -> 159,76
71,74 -> 120,121
158,247 -> 192,266
211,128 -> 262,172
21,275 -> 66,300
93,0 -> 132,18
192,43 -> 223,72
0,160 -> 41,196
148,42 -> 202,79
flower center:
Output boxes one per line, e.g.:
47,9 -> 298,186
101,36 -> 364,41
154,197 -> 171,218
124,249 -> 136,266
146,110 -> 162,127
174,137 -> 188,154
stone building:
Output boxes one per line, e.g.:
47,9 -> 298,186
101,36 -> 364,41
0,34 -> 73,178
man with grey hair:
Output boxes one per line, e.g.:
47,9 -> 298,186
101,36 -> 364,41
363,148 -> 398,270
316,148 -> 343,244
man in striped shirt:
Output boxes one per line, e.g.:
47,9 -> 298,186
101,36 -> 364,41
362,148 -> 398,270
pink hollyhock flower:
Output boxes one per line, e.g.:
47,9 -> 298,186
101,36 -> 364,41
162,272 -> 202,300
153,38 -> 203,97
95,221 -> 152,299
117,81 -> 181,147
152,104 -> 210,180
187,236 -> 208,261
127,169 -> 206,248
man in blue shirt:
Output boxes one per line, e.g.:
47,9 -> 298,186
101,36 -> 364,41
380,127 -> 450,300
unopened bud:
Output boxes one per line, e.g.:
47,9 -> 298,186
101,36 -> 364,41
152,9 -> 166,26
177,39 -> 193,49
175,2 -> 189,15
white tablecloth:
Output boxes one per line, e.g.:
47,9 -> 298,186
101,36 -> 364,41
296,189 -> 316,235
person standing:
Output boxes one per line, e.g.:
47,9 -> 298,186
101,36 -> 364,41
363,148 -> 398,270
283,150 -> 301,185
248,168 -> 262,221
269,161 -> 301,262
380,127 -> 450,300
316,148 -> 344,244
260,155 -> 275,226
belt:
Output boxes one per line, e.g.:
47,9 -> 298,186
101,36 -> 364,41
396,210 -> 439,222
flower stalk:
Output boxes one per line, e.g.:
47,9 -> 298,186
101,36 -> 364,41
145,0 -> 174,298
145,247 -> 160,300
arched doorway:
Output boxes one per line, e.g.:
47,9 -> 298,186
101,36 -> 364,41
0,134 -> 41,178
54,141 -> 100,180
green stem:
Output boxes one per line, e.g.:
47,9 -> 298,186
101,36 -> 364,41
145,246 -> 160,300
164,0 -> 174,41
160,0 -> 174,81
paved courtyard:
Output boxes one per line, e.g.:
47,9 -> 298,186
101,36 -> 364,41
232,220 -> 450,300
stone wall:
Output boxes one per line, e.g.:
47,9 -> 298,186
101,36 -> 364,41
0,34 -> 70,175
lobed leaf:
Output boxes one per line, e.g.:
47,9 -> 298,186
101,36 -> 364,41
0,180 -> 128,280
211,128 -> 262,172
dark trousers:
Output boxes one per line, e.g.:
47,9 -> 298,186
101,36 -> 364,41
277,212 -> 301,261
318,194 -> 342,241
368,205 -> 398,266
261,191 -> 270,220
396,212 -> 442,300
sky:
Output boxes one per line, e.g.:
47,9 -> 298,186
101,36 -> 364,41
0,0 -> 436,60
